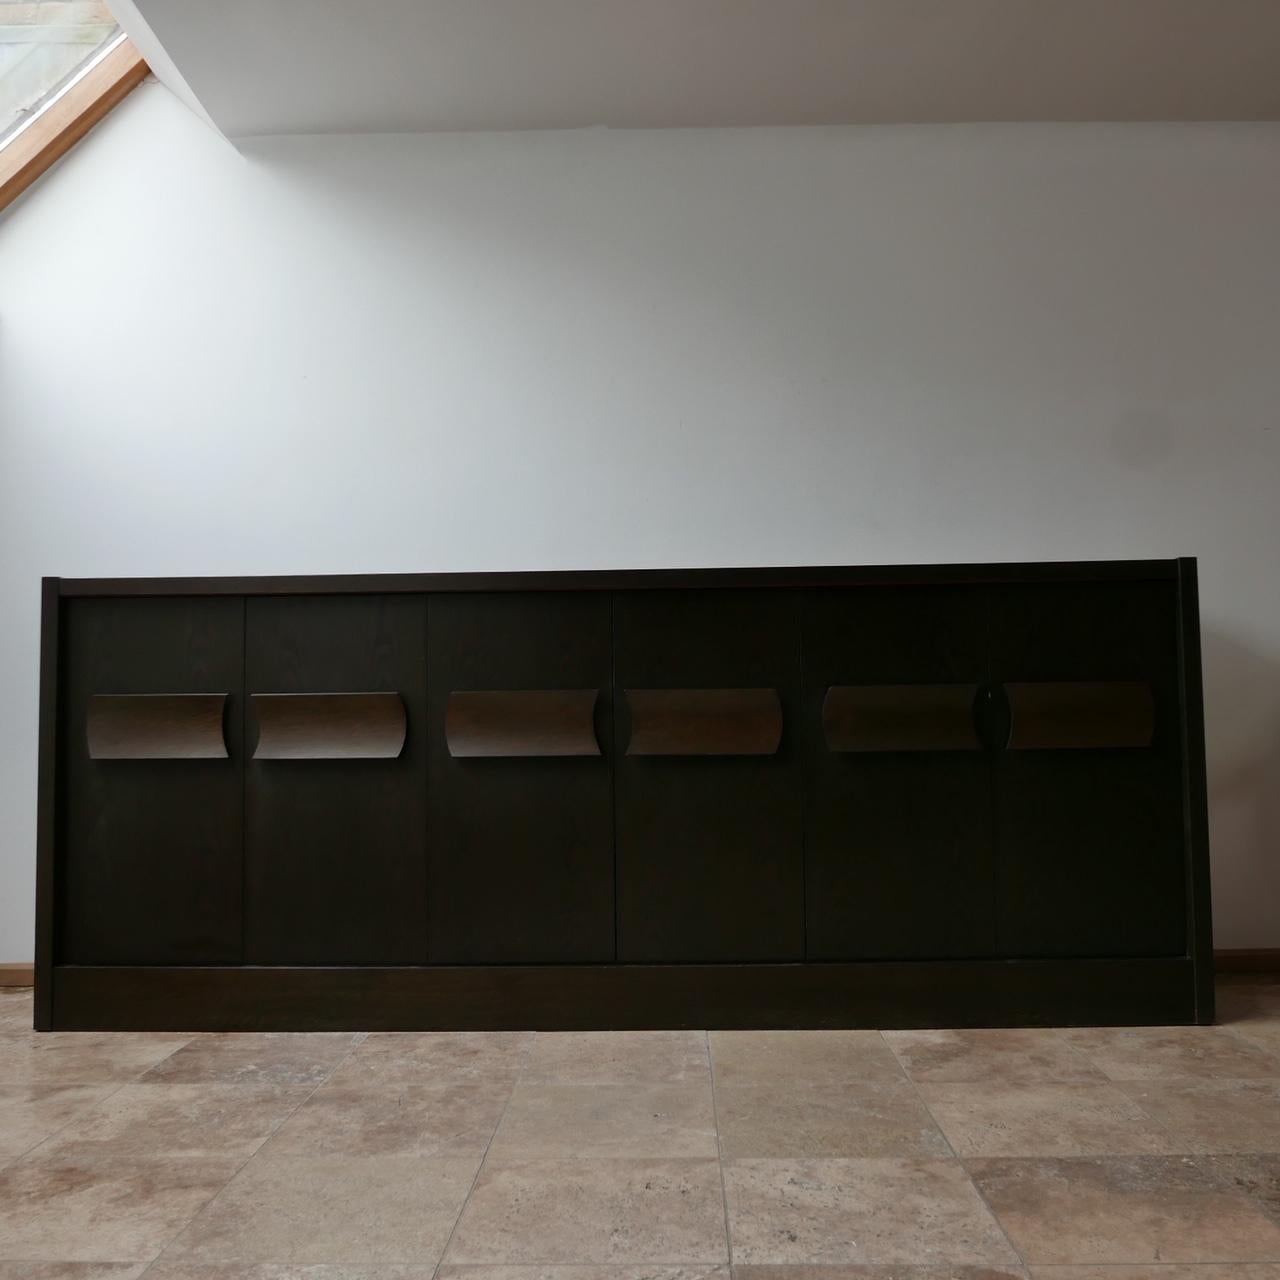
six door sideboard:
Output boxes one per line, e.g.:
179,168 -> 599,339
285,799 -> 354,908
34,559 -> 1214,1031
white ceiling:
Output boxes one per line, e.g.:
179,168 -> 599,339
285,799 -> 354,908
120,0 -> 1280,139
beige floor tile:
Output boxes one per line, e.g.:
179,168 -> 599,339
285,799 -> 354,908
0,991 -> 33,1034
1059,1027 -> 1280,1081
0,1149 -> 239,1262
1117,1079 -> 1280,1152
39,1082 -> 311,1161
723,1158 -> 1018,1266
709,1032 -> 903,1087
1026,1265 -> 1280,1278
715,1082 -> 950,1159
438,1269 -> 728,1280
446,1158 -> 727,1263
919,1083 -> 1179,1158
1218,980 -> 1280,1021
163,1154 -> 479,1266
1210,1153 -> 1280,1225
524,1032 -> 709,1084
882,1031 -> 1105,1085
262,1080 -> 510,1157
490,1082 -> 716,1158
0,1083 -> 122,1163
0,1265 -> 150,1279
143,1265 -> 439,1278
736,1267 -> 1029,1279
328,1033 -> 533,1088
1221,988 -> 1280,1057
1230,1022 -> 1280,1058
143,1034 -> 357,1088
0,1032 -> 192,1088
967,1155 -> 1280,1265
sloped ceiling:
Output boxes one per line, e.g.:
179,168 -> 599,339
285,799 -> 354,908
118,0 -> 1280,139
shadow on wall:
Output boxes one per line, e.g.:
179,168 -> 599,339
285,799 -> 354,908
1201,628 -> 1280,948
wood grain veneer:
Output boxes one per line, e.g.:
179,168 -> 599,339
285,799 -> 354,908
822,683 -> 981,752
1007,681 -> 1155,750
86,693 -> 228,760
624,688 -> 782,756
446,689 -> 600,757
250,692 -> 406,760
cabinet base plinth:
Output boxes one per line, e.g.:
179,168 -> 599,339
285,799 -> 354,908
46,958 -> 1206,1032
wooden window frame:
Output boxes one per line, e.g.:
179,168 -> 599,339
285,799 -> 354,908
0,35 -> 148,215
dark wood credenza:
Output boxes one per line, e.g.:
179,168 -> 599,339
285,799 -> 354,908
35,560 -> 1213,1031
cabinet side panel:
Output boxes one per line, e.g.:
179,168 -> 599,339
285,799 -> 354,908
34,579 -> 60,1027
1176,558 -> 1215,1021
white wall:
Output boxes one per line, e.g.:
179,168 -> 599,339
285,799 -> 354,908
3,83 -> 1279,960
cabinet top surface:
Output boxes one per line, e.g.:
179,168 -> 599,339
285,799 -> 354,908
52,559 -> 1186,599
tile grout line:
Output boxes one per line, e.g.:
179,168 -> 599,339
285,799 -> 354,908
134,1031 -> 368,1277
705,1028 -> 735,1275
430,1033 -> 531,1278
0,1029 -> 201,1169
881,1029 -> 1031,1276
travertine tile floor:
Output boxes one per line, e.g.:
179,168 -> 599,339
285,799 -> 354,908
2,980 -> 1280,1276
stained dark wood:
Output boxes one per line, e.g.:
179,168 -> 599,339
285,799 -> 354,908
613,589 -> 803,963
86,694 -> 228,760
57,558 -> 1180,599
59,596 -> 245,966
822,683 -> 981,753
803,587 -> 996,961
38,559 -> 1211,1033
1177,557 -> 1216,1021
244,596 -> 427,965
991,580 -> 1186,959
428,592 -> 614,963
625,688 -> 782,756
446,689 -> 600,758
251,692 -> 406,760
34,578 -> 60,1028
51,957 -> 1198,1031
1006,681 -> 1154,750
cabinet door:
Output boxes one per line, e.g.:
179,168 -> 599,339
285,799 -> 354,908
802,586 -> 995,960
61,597 -> 244,964
991,580 -> 1186,957
245,595 -> 428,964
613,589 -> 803,962
427,592 -> 614,963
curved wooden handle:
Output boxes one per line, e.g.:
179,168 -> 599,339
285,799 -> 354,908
251,693 -> 407,760
1006,681 -> 1154,750
87,694 -> 229,760
625,688 -> 782,756
446,690 -> 601,758
822,684 -> 980,753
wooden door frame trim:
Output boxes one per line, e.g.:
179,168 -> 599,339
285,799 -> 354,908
0,36 -> 149,215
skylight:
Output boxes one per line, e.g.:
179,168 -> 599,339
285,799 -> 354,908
0,1 -> 121,147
